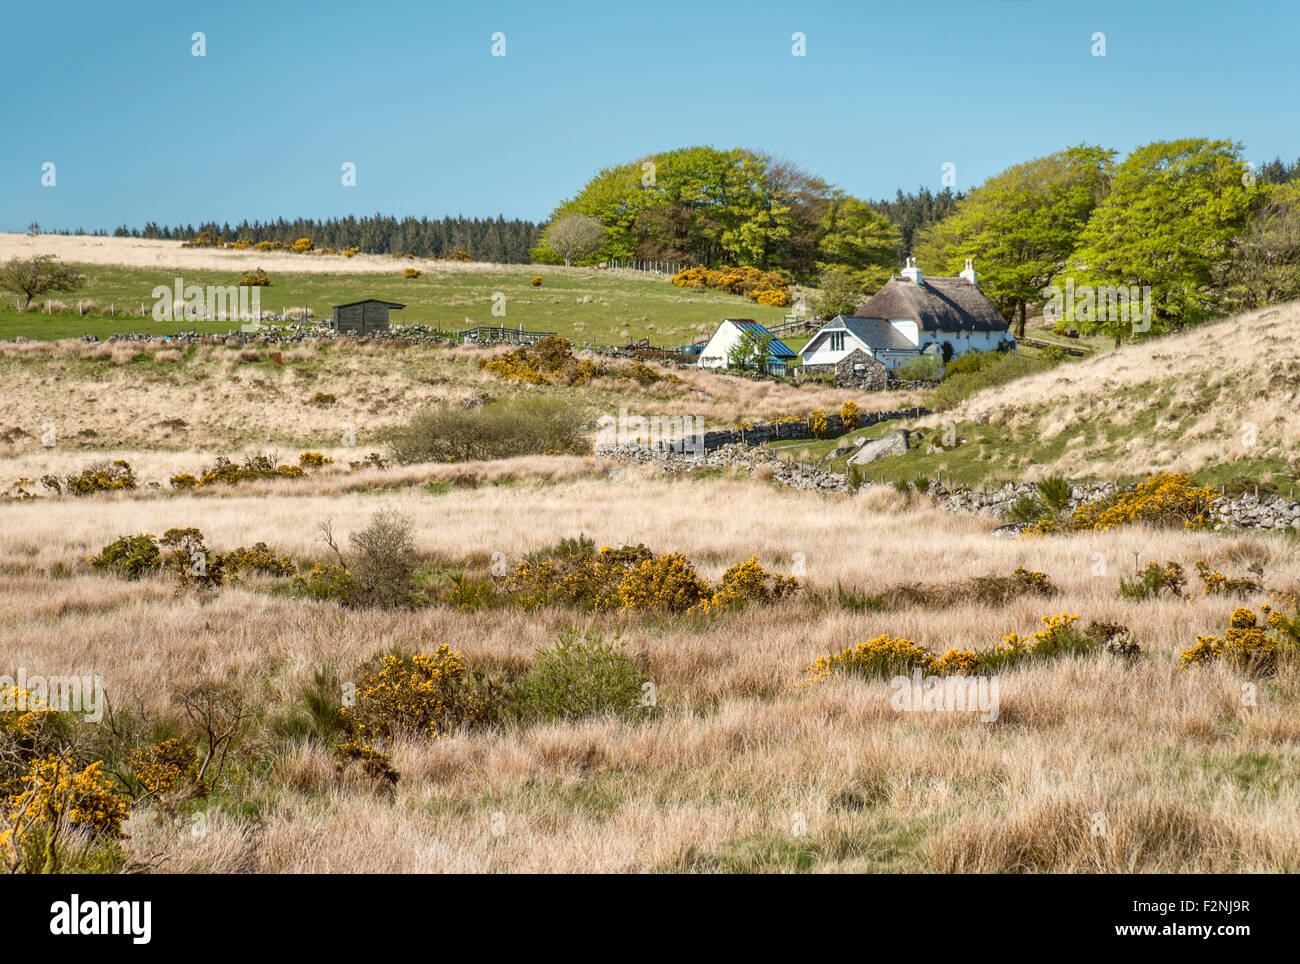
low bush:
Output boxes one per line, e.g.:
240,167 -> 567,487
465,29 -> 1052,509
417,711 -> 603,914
0,750 -> 131,873
894,356 -> 943,381
795,634 -> 935,688
516,628 -> 647,722
1119,561 -> 1187,600
196,454 -> 305,487
223,542 -> 295,578
347,510 -> 420,609
381,395 -> 591,464
298,451 -> 333,469
128,739 -> 207,816
984,612 -> 1091,671
1195,560 -> 1262,597
290,563 -> 356,604
46,460 -> 137,496
968,566 -> 1056,604
671,265 -> 791,304
1181,607 -> 1278,675
793,610 -> 1112,688
159,527 -> 226,592
334,740 -> 399,786
342,647 -> 495,741
1063,473 -> 1219,532
501,539 -> 797,616
933,351 -> 1048,410
89,533 -> 161,580
91,530 -> 293,588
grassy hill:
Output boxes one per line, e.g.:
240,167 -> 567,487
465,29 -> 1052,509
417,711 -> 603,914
0,235 -> 791,345
813,301 -> 1300,491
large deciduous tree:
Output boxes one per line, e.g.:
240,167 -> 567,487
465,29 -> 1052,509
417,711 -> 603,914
816,193 -> 901,294
913,144 -> 1115,337
1068,138 -> 1255,335
543,213 -> 607,266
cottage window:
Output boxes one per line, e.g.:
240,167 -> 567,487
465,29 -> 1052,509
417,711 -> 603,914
830,331 -> 845,352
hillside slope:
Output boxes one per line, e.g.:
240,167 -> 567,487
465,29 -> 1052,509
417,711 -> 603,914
928,301 -> 1300,483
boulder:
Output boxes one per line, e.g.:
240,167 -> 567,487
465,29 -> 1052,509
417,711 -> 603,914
846,430 -> 910,466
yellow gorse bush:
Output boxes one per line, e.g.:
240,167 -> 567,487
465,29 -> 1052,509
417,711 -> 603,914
1180,606 -> 1281,674
809,408 -> 829,438
503,544 -> 796,616
794,634 -> 935,690
1069,473 -> 1219,531
996,612 -> 1081,655
671,265 -> 791,304
298,451 -> 333,469
705,555 -> 800,609
617,552 -> 713,613
478,336 -> 680,388
3,751 -> 130,847
343,647 -> 491,741
129,739 -> 204,805
794,611 -> 1093,690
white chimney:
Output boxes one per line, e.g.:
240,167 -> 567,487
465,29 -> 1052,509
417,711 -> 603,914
901,256 -> 923,285
959,258 -> 977,287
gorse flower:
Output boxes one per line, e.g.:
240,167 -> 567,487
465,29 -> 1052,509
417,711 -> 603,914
1180,605 -> 1282,674
342,647 -> 492,741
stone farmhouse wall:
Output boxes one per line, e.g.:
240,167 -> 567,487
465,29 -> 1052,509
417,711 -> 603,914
795,349 -> 888,390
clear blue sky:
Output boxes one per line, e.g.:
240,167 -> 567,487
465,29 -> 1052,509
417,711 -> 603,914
2,0 -> 1296,231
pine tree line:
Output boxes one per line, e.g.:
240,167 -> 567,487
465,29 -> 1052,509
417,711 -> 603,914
109,215 -> 543,262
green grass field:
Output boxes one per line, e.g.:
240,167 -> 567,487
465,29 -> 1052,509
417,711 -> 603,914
0,261 -> 790,345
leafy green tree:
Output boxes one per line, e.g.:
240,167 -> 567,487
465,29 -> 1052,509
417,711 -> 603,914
913,145 -> 1115,337
542,148 -> 831,275
1069,138 -> 1255,335
813,266 -> 866,319
1212,180 -> 1300,310
816,194 -> 900,292
0,254 -> 85,309
727,327 -> 773,372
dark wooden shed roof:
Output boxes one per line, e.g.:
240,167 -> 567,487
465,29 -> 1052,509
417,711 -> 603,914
853,277 -> 1008,333
332,299 -> 406,310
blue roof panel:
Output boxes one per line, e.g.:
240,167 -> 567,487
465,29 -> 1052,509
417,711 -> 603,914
735,322 -> 796,357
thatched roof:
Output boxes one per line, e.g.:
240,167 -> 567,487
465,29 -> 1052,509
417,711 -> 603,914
853,276 -> 1008,333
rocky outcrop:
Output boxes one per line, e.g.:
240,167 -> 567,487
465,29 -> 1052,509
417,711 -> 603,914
846,430 -> 913,466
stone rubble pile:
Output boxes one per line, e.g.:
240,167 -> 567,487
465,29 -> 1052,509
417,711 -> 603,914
597,442 -> 849,493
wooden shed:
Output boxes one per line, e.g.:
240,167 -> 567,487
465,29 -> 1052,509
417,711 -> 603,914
331,299 -> 405,334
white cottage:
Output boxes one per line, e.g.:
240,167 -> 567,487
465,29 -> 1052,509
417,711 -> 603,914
799,259 -> 1014,371
696,319 -> 798,375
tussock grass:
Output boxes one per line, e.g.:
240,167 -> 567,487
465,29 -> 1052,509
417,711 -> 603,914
2,475 -> 1299,871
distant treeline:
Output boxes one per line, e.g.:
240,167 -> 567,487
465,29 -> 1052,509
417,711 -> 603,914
108,215 -> 543,262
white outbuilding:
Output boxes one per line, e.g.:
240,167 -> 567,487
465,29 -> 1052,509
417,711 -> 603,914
696,319 -> 798,375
